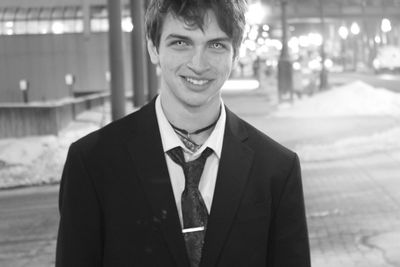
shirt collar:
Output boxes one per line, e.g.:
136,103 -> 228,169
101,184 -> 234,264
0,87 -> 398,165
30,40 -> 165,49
155,95 -> 226,159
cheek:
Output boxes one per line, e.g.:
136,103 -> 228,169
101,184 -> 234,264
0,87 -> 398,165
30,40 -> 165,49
159,54 -> 185,72
210,57 -> 233,76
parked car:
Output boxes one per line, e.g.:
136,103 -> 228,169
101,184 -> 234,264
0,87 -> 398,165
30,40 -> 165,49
373,45 -> 400,74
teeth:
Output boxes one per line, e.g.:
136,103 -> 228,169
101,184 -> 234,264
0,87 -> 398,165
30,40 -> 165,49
185,77 -> 209,85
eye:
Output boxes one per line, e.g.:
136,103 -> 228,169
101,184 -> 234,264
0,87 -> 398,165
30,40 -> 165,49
173,40 -> 188,47
210,42 -> 225,49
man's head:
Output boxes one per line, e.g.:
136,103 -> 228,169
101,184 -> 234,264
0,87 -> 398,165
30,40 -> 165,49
145,0 -> 248,112
145,0 -> 247,58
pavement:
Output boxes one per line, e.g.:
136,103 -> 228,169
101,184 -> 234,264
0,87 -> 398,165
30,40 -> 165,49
223,81 -> 400,267
1,76 -> 400,266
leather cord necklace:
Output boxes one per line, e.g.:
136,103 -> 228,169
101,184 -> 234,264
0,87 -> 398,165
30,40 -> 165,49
169,107 -> 221,152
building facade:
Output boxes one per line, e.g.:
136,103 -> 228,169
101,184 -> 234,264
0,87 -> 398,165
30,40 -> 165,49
0,0 -> 131,103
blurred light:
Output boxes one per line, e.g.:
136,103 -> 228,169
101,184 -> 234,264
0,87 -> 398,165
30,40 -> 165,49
244,39 -> 257,51
299,35 -> 310,47
222,79 -> 260,91
324,58 -> 333,69
248,28 -> 259,41
105,71 -> 111,82
5,21 -> 14,28
122,18 -> 133,32
271,39 -> 282,50
375,35 -> 381,44
338,26 -> 349,40
245,24 -> 251,34
262,24 -> 269,31
246,2 -> 267,25
239,45 -> 247,57
257,38 -> 264,45
262,31 -> 269,38
381,18 -> 392,33
52,22 -> 64,34
289,37 -> 299,53
350,22 -> 360,35
309,33 -> 322,46
308,59 -> 321,70
6,29 -> 13,35
293,61 -> 301,70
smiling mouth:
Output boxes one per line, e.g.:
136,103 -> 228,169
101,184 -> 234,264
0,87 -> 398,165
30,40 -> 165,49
183,76 -> 211,86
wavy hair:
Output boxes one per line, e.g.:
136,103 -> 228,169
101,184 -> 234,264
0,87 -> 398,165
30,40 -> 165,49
145,0 -> 247,57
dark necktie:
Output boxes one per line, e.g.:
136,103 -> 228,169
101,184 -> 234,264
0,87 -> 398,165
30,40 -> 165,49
167,147 -> 213,267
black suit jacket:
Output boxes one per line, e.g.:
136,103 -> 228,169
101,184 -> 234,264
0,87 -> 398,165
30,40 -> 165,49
56,98 -> 311,267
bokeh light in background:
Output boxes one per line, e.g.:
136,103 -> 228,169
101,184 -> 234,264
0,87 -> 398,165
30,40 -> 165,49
381,18 -> 392,33
338,26 -> 349,40
350,22 -> 360,35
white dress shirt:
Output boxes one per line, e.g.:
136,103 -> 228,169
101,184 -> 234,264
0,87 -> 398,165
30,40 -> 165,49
155,95 -> 226,227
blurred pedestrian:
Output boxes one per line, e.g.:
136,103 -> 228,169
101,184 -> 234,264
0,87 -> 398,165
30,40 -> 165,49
55,0 -> 311,266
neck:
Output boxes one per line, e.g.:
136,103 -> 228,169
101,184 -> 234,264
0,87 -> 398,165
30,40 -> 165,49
160,94 -> 221,145
160,95 -> 221,134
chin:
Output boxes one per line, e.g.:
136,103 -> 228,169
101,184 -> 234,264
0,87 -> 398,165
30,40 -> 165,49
182,93 -> 220,109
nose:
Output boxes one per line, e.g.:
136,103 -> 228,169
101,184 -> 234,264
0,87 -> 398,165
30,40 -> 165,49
186,48 -> 210,74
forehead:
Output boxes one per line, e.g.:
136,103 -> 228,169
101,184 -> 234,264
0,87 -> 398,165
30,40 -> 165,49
160,10 -> 229,40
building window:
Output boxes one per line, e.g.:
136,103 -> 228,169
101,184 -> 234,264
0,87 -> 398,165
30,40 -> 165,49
90,5 -> 133,33
0,6 -> 84,35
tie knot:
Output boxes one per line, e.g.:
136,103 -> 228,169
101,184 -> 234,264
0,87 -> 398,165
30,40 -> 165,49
167,147 -> 213,167
167,147 -> 213,188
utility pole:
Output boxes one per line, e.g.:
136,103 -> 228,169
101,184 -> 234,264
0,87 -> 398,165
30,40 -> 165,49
107,0 -> 126,120
319,0 -> 328,90
131,0 -> 147,107
277,0 -> 293,102
144,0 -> 159,101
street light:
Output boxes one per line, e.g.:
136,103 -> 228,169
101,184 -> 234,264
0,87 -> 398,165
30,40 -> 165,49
350,22 -> 360,71
381,18 -> 391,45
65,74 -> 75,97
19,79 -> 29,103
277,0 -> 293,102
338,26 -> 349,70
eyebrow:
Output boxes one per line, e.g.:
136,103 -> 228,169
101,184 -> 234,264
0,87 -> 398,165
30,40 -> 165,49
165,34 -> 192,41
165,34 -> 232,44
207,37 -> 232,44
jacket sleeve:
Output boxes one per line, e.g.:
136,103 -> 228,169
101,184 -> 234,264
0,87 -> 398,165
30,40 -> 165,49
267,154 -> 311,267
56,143 -> 103,267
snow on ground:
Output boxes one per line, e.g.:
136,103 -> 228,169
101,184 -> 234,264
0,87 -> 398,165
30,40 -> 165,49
274,80 -> 400,117
295,127 -> 400,162
272,80 -> 400,161
0,111 -> 104,189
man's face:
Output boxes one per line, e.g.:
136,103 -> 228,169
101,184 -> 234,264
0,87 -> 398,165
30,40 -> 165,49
148,10 -> 235,110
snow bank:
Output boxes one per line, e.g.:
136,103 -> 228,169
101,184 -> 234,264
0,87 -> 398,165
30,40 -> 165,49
274,81 -> 400,117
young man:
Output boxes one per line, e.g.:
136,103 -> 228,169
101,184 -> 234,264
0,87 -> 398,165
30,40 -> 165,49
56,0 -> 311,266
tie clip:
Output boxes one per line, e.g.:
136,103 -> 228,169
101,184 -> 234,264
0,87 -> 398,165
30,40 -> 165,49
182,226 -> 205,233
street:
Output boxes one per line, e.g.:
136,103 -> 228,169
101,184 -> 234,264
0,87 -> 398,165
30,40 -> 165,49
1,72 -> 400,266
0,186 -> 58,267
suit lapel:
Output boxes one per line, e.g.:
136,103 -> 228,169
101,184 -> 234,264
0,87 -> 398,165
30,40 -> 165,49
125,100 -> 189,267
201,108 -> 255,267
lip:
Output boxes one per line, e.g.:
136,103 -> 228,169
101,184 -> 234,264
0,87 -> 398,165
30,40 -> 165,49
180,76 -> 213,88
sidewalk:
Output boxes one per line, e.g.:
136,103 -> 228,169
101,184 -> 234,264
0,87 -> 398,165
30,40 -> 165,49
223,82 -> 400,267
1,78 -> 400,266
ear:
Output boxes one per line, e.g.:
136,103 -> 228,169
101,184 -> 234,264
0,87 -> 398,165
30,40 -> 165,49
147,39 -> 160,65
